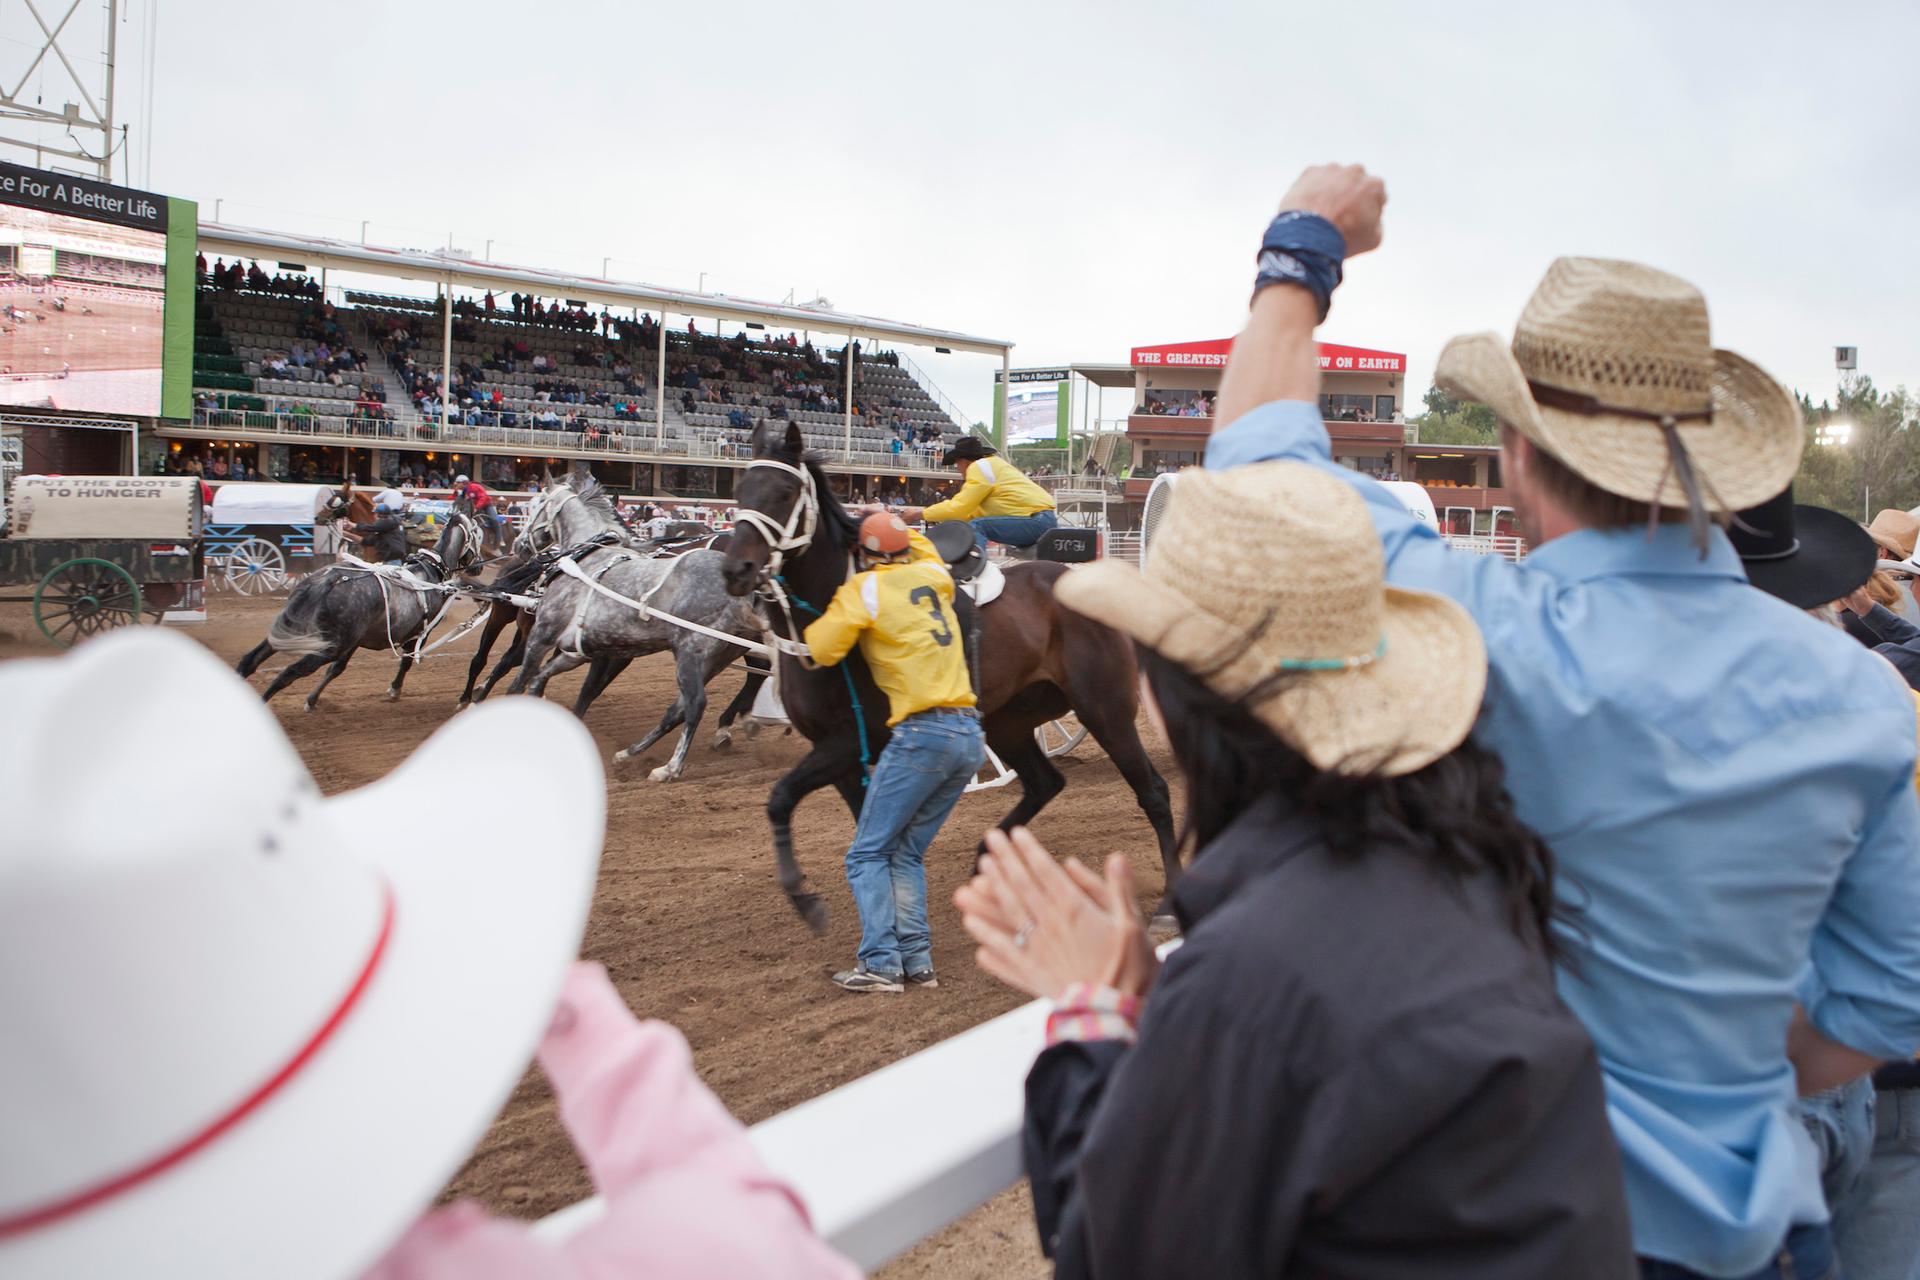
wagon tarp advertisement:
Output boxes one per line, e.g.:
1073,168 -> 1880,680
8,475 -> 201,540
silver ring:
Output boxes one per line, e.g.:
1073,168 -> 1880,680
1013,922 -> 1035,950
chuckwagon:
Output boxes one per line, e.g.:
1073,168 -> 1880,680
0,474 -> 206,646
203,481 -> 344,594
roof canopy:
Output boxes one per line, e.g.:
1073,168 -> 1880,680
1129,338 -> 1405,374
195,223 -> 1014,359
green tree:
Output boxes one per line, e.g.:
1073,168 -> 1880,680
1794,378 -> 1920,521
1409,385 -> 1500,446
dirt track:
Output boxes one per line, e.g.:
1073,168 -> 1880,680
0,594 -> 1178,1277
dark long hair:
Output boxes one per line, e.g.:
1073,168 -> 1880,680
1142,648 -> 1567,963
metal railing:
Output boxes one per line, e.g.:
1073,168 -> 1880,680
1441,532 -> 1529,562
182,405 -> 955,475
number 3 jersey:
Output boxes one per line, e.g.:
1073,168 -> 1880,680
802,553 -> 977,726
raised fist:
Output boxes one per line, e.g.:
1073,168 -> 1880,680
1277,164 -> 1386,257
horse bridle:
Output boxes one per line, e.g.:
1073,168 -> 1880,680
731,459 -> 819,580
733,458 -> 843,666
518,483 -> 582,554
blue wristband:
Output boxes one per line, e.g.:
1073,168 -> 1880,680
1253,211 -> 1346,320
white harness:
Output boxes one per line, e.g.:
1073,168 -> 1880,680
733,459 -> 834,665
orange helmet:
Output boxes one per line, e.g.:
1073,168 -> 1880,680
859,512 -> 912,558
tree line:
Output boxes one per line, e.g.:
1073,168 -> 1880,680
1412,379 -> 1920,519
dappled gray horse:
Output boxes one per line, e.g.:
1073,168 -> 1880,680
507,473 -> 766,781
236,506 -> 484,710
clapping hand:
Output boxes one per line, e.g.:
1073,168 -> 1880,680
954,826 -> 1159,1001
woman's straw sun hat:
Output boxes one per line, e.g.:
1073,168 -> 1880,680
1434,257 -> 1803,511
1055,461 -> 1485,777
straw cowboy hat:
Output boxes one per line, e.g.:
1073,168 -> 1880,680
1434,257 -> 1803,512
1055,461 -> 1486,776
0,631 -> 605,1279
1727,485 -> 1878,611
1866,508 -> 1920,566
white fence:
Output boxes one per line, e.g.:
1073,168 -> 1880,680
538,994 -> 1050,1270
538,936 -> 1180,1271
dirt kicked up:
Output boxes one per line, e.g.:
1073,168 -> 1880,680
0,595 -> 1180,1278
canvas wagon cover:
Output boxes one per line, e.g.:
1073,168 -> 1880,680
7,475 -> 202,540
209,482 -> 333,527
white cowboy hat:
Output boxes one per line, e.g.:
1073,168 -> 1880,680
1434,257 -> 1803,512
1056,461 -> 1486,777
0,630 -> 605,1279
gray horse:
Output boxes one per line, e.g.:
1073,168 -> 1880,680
236,505 -> 485,710
508,471 -> 767,782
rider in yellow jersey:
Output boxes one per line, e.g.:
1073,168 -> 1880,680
896,435 -> 1058,554
803,512 -> 986,993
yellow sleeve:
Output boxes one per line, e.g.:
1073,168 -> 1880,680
922,461 -> 990,522
907,528 -> 941,566
801,577 -> 872,667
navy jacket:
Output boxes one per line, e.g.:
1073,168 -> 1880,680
1844,604 -> 1920,691
1023,796 -> 1634,1278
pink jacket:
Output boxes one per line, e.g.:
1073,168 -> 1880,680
365,964 -> 860,1280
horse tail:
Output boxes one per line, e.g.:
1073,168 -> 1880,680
265,571 -> 343,657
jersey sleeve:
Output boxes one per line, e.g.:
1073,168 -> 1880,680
922,461 -> 992,522
802,575 -> 874,667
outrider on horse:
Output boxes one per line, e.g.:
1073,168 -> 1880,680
720,421 -> 1177,932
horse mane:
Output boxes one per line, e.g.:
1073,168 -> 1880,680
491,550 -> 551,593
568,471 -> 631,532
806,455 -> 860,550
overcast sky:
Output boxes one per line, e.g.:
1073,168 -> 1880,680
11,0 -> 1916,422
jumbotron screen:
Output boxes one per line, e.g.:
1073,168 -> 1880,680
0,163 -> 195,417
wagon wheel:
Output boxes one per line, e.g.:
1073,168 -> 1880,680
33,557 -> 143,647
223,537 -> 288,594
1036,714 -> 1087,759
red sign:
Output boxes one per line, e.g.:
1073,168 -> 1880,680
1129,338 -> 1404,374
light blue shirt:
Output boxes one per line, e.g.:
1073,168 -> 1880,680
1209,401 -> 1920,1275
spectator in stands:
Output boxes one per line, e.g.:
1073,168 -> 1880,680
1203,163 -> 1920,1277
958,462 -> 1633,1276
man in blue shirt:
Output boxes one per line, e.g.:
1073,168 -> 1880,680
1207,164 -> 1920,1279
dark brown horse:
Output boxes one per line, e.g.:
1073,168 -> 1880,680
720,421 -> 1176,931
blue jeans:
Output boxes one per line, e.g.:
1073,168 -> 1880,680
967,509 -> 1057,552
844,708 -> 984,977
1802,1075 -> 1878,1213
1638,1224 -> 1836,1279
1835,1084 -> 1920,1279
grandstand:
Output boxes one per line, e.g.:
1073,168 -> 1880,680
167,224 -> 1006,503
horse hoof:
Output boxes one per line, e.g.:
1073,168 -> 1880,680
647,764 -> 677,783
612,747 -> 634,762
711,729 -> 733,751
303,702 -> 318,714
383,690 -> 400,703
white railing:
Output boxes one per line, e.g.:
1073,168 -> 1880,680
184,405 -> 953,475
1441,532 -> 1529,562
537,937 -> 1180,1272
539,995 -> 1048,1269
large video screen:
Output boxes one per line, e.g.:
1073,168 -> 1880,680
0,163 -> 192,417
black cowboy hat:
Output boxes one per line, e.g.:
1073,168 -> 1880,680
941,435 -> 997,467
1729,485 -> 1877,610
